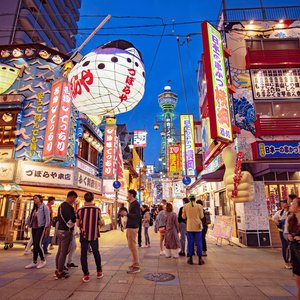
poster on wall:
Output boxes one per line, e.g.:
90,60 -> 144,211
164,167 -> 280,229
201,21 -> 233,143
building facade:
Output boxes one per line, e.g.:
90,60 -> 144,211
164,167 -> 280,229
0,0 -> 81,54
194,5 -> 300,247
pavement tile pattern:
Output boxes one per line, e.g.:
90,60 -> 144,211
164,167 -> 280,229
0,229 -> 298,299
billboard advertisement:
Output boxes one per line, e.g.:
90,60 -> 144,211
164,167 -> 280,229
168,144 -> 181,177
102,125 -> 116,178
180,114 -> 196,177
133,130 -> 147,148
202,21 -> 233,142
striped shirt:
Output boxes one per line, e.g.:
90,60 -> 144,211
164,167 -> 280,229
77,205 -> 101,241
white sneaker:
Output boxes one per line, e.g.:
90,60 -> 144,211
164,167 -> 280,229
24,251 -> 31,256
25,262 -> 37,269
36,261 -> 46,269
159,251 -> 164,256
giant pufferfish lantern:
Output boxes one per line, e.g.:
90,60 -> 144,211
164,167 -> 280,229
68,40 -> 145,116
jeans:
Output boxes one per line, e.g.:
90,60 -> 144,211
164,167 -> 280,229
144,227 -> 150,245
187,231 -> 203,257
279,231 -> 288,263
32,227 -> 45,262
43,235 -> 51,254
202,226 -> 208,252
56,230 -> 73,272
179,222 -> 186,253
80,235 -> 102,275
126,228 -> 140,268
138,220 -> 142,246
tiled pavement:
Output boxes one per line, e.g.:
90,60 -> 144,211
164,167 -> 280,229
0,229 -> 298,300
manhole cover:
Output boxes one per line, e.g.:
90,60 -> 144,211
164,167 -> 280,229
144,272 -> 176,282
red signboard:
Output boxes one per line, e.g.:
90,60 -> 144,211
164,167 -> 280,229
102,125 -> 116,178
43,78 -> 72,161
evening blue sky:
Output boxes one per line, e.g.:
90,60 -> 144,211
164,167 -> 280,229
76,0 -> 299,167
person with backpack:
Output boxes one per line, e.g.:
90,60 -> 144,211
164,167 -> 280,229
141,204 -> 151,247
273,199 -> 291,269
196,200 -> 210,256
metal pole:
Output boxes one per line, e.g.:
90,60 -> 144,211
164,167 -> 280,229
114,137 -> 119,229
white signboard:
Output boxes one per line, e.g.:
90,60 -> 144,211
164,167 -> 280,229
173,181 -> 186,198
77,171 -> 102,193
134,130 -> 147,148
251,68 -> 300,100
0,161 -> 15,181
77,159 -> 97,176
19,162 -> 74,186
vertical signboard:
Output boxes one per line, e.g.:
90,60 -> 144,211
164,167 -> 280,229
180,114 -> 196,177
201,21 -> 233,142
43,78 -> 72,161
168,144 -> 181,177
102,125 -> 116,178
133,130 -> 147,148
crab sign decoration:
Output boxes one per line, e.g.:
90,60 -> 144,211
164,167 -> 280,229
68,40 -> 145,116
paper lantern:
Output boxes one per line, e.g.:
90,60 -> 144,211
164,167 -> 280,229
68,40 -> 145,116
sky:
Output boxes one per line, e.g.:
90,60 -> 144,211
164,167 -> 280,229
75,0 -> 300,167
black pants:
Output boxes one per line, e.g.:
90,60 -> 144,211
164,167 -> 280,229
202,226 -> 208,252
138,220 -> 142,246
32,227 -> 45,262
279,231 -> 288,263
80,235 -> 102,275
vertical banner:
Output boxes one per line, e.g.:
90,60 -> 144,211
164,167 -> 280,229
168,144 -> 181,177
102,125 -> 116,178
43,78 -> 72,161
180,114 -> 196,177
133,130 -> 147,148
201,21 -> 233,142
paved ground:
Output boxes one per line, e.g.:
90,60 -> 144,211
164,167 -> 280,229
0,229 -> 298,300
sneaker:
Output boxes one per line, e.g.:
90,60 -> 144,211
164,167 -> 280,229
179,251 -> 185,256
97,271 -> 104,279
147,244 -> 151,248
202,251 -> 207,256
24,251 -> 31,256
82,275 -> 90,282
55,271 -> 69,280
64,266 -> 69,271
25,262 -> 37,269
127,267 -> 141,274
49,245 -> 54,250
67,263 -> 78,268
198,257 -> 205,265
285,263 -> 292,269
36,260 -> 46,269
141,245 -> 148,248
159,251 -> 164,256
45,252 -> 51,255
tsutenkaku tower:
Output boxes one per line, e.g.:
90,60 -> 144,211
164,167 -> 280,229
158,86 -> 178,170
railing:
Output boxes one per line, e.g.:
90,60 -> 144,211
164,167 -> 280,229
222,6 -> 300,21
255,114 -> 300,137
245,48 -> 300,69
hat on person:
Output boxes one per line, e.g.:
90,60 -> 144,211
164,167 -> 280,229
189,194 -> 196,200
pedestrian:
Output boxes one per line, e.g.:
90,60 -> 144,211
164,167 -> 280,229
154,204 -> 167,255
25,195 -> 50,269
196,200 -> 209,257
141,204 -> 151,247
121,189 -> 141,274
43,196 -> 55,255
164,203 -> 180,258
55,191 -> 77,279
273,199 -> 291,269
77,192 -> 103,283
138,206 -> 143,247
182,194 -> 205,265
178,197 -> 189,256
286,197 -> 300,299
118,203 -> 128,232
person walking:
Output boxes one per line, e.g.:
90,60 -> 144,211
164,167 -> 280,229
25,195 -> 50,269
77,192 -> 103,283
43,196 -> 55,255
183,194 -> 205,265
55,191 -> 77,279
164,203 -> 180,258
196,200 -> 209,256
141,204 -> 151,247
273,199 -> 291,269
178,197 -> 189,256
154,205 -> 167,255
286,197 -> 300,299
121,189 -> 141,274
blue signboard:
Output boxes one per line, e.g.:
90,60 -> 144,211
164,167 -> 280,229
253,141 -> 300,159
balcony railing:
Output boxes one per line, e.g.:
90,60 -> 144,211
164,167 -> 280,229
222,6 -> 300,22
255,114 -> 300,137
246,48 -> 300,69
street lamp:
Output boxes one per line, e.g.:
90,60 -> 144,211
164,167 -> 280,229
160,130 -> 166,137
153,123 -> 159,130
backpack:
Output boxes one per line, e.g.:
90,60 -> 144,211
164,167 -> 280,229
149,216 -> 154,226
204,210 -> 211,225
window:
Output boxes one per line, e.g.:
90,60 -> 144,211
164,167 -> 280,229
89,146 -> 98,167
246,39 -> 300,51
78,138 -> 88,161
255,101 -> 300,118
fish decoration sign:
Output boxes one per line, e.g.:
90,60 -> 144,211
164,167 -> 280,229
68,40 -> 145,116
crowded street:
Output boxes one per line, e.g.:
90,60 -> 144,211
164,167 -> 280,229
0,229 -> 297,300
